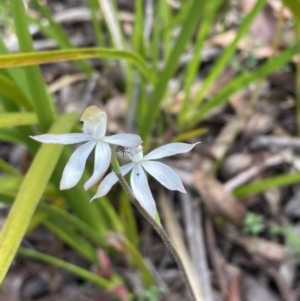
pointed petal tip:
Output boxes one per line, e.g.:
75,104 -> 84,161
60,179 -> 76,190
176,185 -> 186,193
29,135 -> 40,142
91,193 -> 101,201
84,179 -> 96,191
59,184 -> 69,191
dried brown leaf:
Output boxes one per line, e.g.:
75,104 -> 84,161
194,171 -> 246,226
241,2 -> 277,45
225,230 -> 288,262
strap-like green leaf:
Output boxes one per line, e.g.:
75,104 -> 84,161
140,0 -> 208,143
10,0 -> 57,132
0,112 -> 78,284
0,74 -> 32,109
18,247 -> 114,289
0,112 -> 38,128
0,48 -> 156,83
185,42 -> 300,128
233,172 -> 300,198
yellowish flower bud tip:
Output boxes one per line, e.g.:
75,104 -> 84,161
80,105 -> 105,121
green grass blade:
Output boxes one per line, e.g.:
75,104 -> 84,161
120,193 -> 138,248
98,0 -> 123,48
123,239 -> 154,288
10,0 -> 56,131
281,0 -> 300,21
0,178 -> 57,199
233,172 -> 300,198
160,0 -> 171,60
0,159 -> 20,176
0,73 -> 32,109
44,220 -> 97,263
179,0 -> 223,123
0,128 -> 27,144
18,247 -> 115,289
149,6 -> 160,70
38,203 -> 104,245
133,0 -> 145,56
0,112 -> 78,283
94,195 -> 124,233
165,1 -> 193,31
185,42 -> 300,128
97,0 -> 132,85
0,191 -> 104,246
0,112 -> 38,128
193,0 -> 267,106
30,0 -> 93,73
0,48 -> 156,83
0,39 -> 33,104
140,0 -> 208,143
87,0 -> 105,46
0,177 -> 22,192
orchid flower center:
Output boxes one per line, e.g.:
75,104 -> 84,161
80,106 -> 107,139
128,145 -> 144,163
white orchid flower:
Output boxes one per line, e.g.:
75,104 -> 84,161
30,106 -> 142,190
92,142 -> 199,218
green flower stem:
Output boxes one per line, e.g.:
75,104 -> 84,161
110,152 -> 196,301
18,247 -> 114,289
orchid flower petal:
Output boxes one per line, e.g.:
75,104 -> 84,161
84,141 -> 111,190
30,133 -> 91,145
141,161 -> 186,193
131,165 -> 157,218
143,142 -> 199,160
60,140 -> 96,190
93,113 -> 107,139
91,162 -> 134,200
103,134 -> 142,147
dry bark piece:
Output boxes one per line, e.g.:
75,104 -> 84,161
194,171 -> 246,226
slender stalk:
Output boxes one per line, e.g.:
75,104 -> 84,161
296,20 -> 300,136
110,152 -> 196,301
